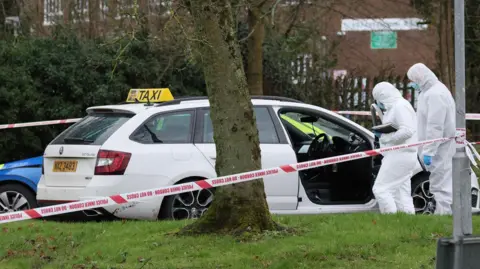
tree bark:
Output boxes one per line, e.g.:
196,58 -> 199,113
246,3 -> 265,95
438,0 -> 455,93
179,0 -> 277,235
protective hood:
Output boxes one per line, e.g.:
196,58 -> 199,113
407,63 -> 439,91
372,82 -> 403,109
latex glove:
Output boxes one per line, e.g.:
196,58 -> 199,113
423,155 -> 432,166
373,131 -> 382,138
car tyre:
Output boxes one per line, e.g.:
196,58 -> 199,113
0,184 -> 38,213
411,173 -> 435,215
159,178 -> 215,220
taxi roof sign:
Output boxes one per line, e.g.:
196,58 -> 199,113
126,88 -> 174,103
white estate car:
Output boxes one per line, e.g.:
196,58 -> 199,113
36,92 -> 480,220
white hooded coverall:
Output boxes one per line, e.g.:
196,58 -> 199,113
372,82 -> 417,214
407,63 -> 456,215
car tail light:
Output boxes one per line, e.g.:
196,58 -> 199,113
95,150 -> 131,175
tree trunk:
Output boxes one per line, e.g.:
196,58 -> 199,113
246,4 -> 265,95
438,0 -> 455,93
179,0 -> 277,235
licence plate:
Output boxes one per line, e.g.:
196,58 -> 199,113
52,160 -> 78,172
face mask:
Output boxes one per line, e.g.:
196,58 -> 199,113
409,82 -> 420,91
376,101 -> 385,110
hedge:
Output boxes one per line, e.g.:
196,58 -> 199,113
0,31 -> 206,163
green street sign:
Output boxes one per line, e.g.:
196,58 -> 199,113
371,31 -> 397,49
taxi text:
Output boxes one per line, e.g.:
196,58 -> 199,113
136,89 -> 163,102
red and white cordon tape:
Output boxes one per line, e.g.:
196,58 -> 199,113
335,111 -> 480,120
0,136 -> 457,225
0,118 -> 82,130
1,112 -> 480,129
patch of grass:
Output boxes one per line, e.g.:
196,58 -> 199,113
0,214 -> 476,269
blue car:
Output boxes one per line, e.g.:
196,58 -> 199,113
0,156 -> 42,214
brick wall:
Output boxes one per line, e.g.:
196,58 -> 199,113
321,0 -> 438,77
24,0 -> 172,36
24,0 -> 437,77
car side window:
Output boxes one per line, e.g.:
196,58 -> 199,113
131,111 -> 194,144
201,107 -> 280,144
280,111 -> 351,141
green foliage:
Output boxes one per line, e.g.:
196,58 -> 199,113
410,0 -> 480,140
464,0 -> 480,140
1,18 -> 340,163
410,0 -> 435,23
0,32 -> 205,163
236,20 -> 338,102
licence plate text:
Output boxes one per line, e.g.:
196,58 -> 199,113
52,160 -> 78,172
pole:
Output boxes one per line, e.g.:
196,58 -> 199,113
452,0 -> 472,268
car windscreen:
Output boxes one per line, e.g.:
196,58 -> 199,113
50,112 -> 133,145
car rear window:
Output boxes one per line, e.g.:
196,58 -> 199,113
51,112 -> 133,145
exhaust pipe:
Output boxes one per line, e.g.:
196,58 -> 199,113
82,209 -> 103,217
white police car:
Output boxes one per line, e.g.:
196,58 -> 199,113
36,89 -> 480,220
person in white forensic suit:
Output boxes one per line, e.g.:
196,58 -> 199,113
407,63 -> 456,215
371,82 -> 417,214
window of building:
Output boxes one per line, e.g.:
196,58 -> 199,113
148,0 -> 172,16
72,0 -> 89,23
282,0 -> 312,6
291,54 -> 312,85
44,0 -> 64,26
115,0 -> 138,20
99,0 -> 109,20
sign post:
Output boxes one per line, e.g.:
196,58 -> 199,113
435,1 -> 480,268
450,0 -> 473,267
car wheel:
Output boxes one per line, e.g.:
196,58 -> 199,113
0,184 -> 38,213
411,174 -> 436,215
159,179 -> 215,220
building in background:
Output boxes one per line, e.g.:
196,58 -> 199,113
322,0 -> 437,77
19,0 -> 172,37
15,0 -> 436,85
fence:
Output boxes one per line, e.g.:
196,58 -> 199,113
268,74 -> 480,141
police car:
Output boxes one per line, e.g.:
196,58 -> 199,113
36,89 -> 480,220
0,156 -> 42,214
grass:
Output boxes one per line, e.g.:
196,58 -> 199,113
2,147 -> 480,268
0,214 -> 478,269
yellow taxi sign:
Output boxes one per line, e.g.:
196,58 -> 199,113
126,88 -> 174,103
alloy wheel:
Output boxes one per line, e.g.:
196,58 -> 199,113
0,191 -> 31,213
412,180 -> 436,214
170,189 -> 214,220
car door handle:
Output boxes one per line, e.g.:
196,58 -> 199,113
209,156 -> 216,160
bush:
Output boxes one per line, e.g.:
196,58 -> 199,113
0,32 -> 206,163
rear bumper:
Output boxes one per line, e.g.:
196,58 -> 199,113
36,175 -> 166,220
37,200 -> 119,221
